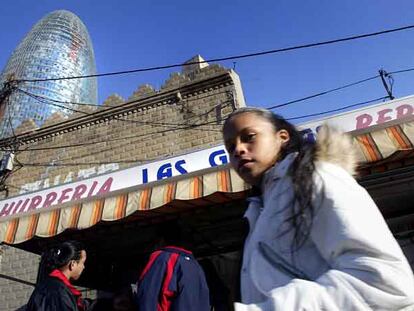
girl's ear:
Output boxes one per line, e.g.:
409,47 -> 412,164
68,260 -> 74,271
277,129 -> 290,143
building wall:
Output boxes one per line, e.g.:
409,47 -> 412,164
0,245 -> 38,310
6,64 -> 243,196
0,60 -> 245,309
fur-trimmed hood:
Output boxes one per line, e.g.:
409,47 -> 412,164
314,125 -> 357,176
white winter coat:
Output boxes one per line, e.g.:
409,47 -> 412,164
235,127 -> 414,311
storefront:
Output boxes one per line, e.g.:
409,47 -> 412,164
0,58 -> 248,309
1,93 -> 414,306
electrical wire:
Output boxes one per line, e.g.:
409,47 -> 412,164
39,113 -> 224,163
13,63 -> 414,133
286,96 -> 389,121
266,74 -> 380,110
18,63 -> 414,119
20,160 -> 148,167
6,93 -> 390,163
389,67 -> 414,75
0,72 -> 405,153
17,87 -> 231,109
15,24 -> 414,83
5,63 -> 414,158
15,87 -> 231,130
12,71 -> 384,136
1,118 -> 224,152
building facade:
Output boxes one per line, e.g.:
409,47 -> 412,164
0,57 -> 246,309
1,54 -> 414,310
0,10 -> 97,138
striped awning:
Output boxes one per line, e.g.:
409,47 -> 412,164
0,168 -> 247,245
1,121 -> 413,245
354,121 -> 414,163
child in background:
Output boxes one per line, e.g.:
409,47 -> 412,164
27,240 -> 87,311
222,107 -> 414,310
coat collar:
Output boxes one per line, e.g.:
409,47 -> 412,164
245,153 -> 297,225
49,269 -> 84,310
261,152 -> 297,191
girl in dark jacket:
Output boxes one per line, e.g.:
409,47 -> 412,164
26,241 -> 87,311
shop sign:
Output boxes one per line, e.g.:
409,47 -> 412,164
2,95 -> 413,219
0,146 -> 229,218
298,95 -> 414,135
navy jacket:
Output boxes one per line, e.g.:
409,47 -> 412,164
136,246 -> 210,311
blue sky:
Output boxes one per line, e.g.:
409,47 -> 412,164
1,0 -> 414,124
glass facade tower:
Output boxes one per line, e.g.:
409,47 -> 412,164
0,10 -> 97,138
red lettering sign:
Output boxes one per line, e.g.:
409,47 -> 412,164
58,188 -> 73,204
355,103 -> 414,130
72,184 -> 88,201
27,196 -> 43,212
43,192 -> 57,208
0,177 -> 115,218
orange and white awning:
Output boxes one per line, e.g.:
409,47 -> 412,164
1,121 -> 413,245
0,168 -> 247,244
354,121 -> 414,163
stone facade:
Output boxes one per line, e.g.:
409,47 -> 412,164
0,57 -> 245,309
0,246 -> 38,310
2,63 -> 244,197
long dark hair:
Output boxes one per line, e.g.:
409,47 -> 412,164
36,240 -> 85,284
223,107 -> 318,250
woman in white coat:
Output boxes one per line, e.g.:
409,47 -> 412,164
222,107 -> 414,310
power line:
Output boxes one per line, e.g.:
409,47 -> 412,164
14,70 -> 384,132
389,66 -> 414,75
286,96 -> 389,121
4,63 -> 414,156
10,94 -> 390,165
264,65 -> 414,111
2,72 -> 406,153
266,64 -> 414,111
15,87 -> 231,130
14,64 -> 414,130
0,273 -> 35,287
266,74 -> 380,110
16,88 -> 226,135
17,64 -> 414,122
17,87 -> 231,109
20,160 -> 148,167
16,24 -> 414,83
2,118 -> 224,152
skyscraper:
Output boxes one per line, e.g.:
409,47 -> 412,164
0,10 -> 97,138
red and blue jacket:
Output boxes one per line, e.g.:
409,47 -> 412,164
136,246 -> 210,311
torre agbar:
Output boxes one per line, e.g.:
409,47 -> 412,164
0,10 -> 97,138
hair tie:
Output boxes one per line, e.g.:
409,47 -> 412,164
300,129 -> 317,144
56,249 -> 61,256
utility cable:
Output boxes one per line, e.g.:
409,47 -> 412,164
266,74 -> 380,110
17,87 -> 231,109
16,64 -> 414,116
0,273 -> 35,287
286,96 -> 389,121
0,118 -> 224,152
15,87 -> 229,131
6,63 -> 414,153
389,66 -> 414,75
9,94 -> 389,162
0,90 -> 399,153
40,116 -> 223,163
15,24 -> 414,83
